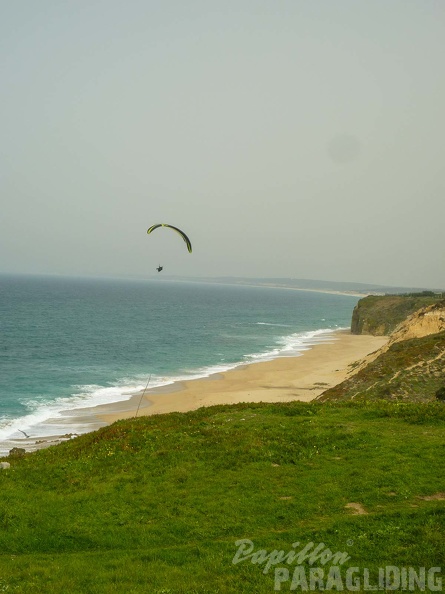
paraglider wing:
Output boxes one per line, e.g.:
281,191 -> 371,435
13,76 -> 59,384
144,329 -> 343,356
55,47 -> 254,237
147,224 -> 192,253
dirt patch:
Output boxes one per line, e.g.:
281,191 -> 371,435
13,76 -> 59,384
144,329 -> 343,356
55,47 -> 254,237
345,502 -> 368,515
418,492 -> 445,501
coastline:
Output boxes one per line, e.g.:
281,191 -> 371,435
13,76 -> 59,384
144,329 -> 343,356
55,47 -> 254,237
226,283 -> 371,298
99,330 -> 386,422
161,277 -> 372,298
1,330 -> 387,455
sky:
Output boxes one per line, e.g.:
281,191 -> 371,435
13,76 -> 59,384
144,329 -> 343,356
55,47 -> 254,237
1,0 -> 444,289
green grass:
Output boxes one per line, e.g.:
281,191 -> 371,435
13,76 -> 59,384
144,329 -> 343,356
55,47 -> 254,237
1,401 -> 444,592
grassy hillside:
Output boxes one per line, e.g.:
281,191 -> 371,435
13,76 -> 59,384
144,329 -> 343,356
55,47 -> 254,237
350,295 -> 442,335
319,331 -> 445,403
1,401 -> 445,593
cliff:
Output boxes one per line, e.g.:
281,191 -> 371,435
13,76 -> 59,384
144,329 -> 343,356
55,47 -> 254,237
350,294 -> 442,335
320,299 -> 445,402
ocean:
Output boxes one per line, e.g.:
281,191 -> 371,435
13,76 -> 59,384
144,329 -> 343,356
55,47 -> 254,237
0,274 -> 358,454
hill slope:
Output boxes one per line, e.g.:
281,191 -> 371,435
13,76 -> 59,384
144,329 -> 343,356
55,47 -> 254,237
1,401 -> 445,592
319,331 -> 445,402
321,300 -> 445,402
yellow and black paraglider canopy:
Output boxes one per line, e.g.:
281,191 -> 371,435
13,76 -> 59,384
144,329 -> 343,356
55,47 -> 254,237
147,224 -> 192,253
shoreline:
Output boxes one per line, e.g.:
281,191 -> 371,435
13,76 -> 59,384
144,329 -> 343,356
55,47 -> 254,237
1,330 -> 387,455
99,330 -> 387,422
223,283 -> 372,298
155,277 -> 372,298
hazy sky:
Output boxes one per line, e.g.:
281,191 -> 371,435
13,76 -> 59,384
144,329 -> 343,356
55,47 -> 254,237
1,1 -> 444,288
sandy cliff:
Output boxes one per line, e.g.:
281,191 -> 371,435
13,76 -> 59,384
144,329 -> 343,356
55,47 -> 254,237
347,300 -> 445,375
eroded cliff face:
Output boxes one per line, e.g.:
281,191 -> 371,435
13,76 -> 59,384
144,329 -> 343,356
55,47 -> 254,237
388,301 -> 445,343
320,300 -> 445,402
352,300 -> 445,373
351,294 -> 443,336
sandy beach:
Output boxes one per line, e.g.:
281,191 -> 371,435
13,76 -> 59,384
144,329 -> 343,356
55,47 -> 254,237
97,330 -> 387,423
2,330 -> 387,454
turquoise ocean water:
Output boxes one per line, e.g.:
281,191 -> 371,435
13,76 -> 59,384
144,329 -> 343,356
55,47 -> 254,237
0,275 -> 358,453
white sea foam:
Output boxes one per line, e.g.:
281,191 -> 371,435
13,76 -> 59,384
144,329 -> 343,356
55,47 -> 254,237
256,322 -> 292,327
0,327 -> 345,455
245,328 -> 340,362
